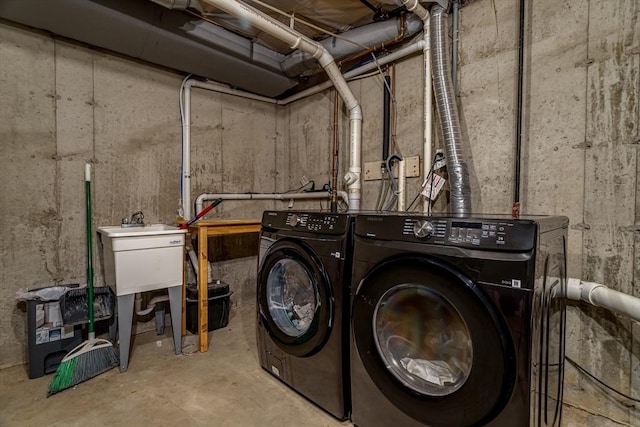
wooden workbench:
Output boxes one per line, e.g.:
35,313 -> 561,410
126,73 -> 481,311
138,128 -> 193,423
184,219 -> 261,352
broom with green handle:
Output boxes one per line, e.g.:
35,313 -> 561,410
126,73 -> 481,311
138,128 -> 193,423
47,163 -> 119,396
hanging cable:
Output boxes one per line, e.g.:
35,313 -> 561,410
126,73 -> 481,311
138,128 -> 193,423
358,0 -> 379,14
382,154 -> 403,211
513,0 -> 526,218
407,154 -> 438,212
565,356 -> 640,404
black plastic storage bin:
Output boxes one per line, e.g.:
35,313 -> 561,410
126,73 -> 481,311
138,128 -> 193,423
185,280 -> 232,334
26,286 -> 83,379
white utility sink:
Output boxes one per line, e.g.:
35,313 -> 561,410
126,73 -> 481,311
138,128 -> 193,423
98,224 -> 187,296
97,223 -> 186,372
98,224 -> 184,238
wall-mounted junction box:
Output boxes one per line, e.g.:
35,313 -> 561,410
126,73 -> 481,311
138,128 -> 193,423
364,155 -> 421,181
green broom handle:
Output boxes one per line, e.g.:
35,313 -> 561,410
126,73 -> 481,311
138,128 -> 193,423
85,164 -> 95,336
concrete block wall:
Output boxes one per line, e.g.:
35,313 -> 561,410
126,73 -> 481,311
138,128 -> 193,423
0,22 -> 279,369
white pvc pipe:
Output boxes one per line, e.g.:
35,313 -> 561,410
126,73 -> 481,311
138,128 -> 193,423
188,79 -> 277,104
401,0 -> 430,21
194,191 -> 348,214
136,295 -> 170,316
567,278 -> 640,323
422,20 -> 433,213
397,159 -> 406,211
183,85 -> 192,218
281,41 -> 425,105
201,0 -> 363,211
398,0 -> 432,214
179,27 -> 424,216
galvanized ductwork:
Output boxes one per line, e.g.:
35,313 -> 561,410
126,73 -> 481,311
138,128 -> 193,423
430,4 -> 471,215
280,14 -> 423,77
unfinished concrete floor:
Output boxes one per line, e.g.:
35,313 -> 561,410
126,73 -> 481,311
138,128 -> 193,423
0,303 -> 629,426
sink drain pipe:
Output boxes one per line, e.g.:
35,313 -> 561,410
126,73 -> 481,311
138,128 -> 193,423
200,0 -> 362,211
566,278 -> 640,323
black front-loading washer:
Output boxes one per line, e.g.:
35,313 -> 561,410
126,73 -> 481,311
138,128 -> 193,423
257,210 -> 353,420
350,213 -> 568,427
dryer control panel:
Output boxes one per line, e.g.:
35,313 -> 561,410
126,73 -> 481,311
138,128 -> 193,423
262,210 -> 351,235
357,214 -> 537,251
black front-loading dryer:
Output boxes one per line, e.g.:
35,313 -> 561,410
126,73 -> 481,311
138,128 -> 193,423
257,210 -> 353,420
350,213 -> 568,427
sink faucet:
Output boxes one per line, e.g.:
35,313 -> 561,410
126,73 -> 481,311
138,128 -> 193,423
122,211 -> 145,227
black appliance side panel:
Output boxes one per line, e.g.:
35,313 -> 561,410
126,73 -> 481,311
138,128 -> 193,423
530,226 -> 568,427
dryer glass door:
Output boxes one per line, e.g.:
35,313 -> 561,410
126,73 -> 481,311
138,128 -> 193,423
266,258 -> 318,338
373,284 -> 473,397
258,240 -> 333,357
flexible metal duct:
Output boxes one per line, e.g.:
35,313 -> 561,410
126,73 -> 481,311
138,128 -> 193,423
430,5 -> 471,215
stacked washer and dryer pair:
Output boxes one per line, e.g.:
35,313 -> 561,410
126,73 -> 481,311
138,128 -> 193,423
257,210 -> 568,427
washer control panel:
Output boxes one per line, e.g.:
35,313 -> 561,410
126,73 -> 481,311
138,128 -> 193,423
262,211 -> 350,235
358,215 -> 537,251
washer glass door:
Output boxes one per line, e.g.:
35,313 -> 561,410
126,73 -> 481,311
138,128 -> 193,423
352,258 -> 514,426
266,258 -> 318,338
373,284 -> 473,397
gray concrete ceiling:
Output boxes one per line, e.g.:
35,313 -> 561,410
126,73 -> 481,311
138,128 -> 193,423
0,0 -> 467,97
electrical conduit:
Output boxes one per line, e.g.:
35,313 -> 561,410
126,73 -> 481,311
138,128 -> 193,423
200,0 -> 363,211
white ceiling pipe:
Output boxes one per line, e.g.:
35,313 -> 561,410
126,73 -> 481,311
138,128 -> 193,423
181,40 -> 425,217
398,0 -> 432,213
567,278 -> 640,323
200,0 -> 363,211
280,40 -> 425,105
188,79 -> 278,104
182,84 -> 192,218
397,159 -> 406,211
181,42 -> 421,217
401,0 -> 430,21
422,19 -> 433,213
194,191 -> 348,214
186,40 -> 424,105
281,14 -> 423,77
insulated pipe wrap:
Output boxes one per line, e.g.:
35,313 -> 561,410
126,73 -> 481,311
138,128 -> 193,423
430,6 -> 471,215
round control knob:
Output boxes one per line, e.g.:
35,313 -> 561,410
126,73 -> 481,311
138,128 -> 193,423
413,220 -> 434,239
287,214 -> 300,227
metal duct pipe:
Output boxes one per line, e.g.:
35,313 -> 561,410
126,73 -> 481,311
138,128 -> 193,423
431,5 -> 471,215
200,0 -> 363,211
281,14 -> 423,77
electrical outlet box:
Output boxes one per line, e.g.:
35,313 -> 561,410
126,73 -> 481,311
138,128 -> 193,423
364,156 -> 421,181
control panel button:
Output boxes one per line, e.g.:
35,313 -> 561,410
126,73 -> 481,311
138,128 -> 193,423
413,220 -> 435,239
287,214 -> 300,227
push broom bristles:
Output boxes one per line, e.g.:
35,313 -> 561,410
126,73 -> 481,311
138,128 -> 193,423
47,338 -> 119,396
